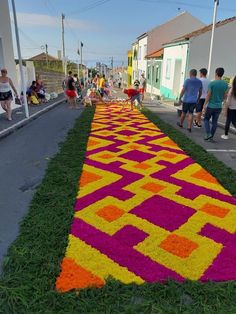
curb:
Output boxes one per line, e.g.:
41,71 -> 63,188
0,98 -> 64,140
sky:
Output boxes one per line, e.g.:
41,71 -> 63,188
10,0 -> 236,68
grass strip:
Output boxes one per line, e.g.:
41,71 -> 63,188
0,106 -> 236,314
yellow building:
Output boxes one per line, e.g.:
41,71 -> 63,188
127,50 -> 133,87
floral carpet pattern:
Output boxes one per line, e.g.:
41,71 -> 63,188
56,105 -> 236,292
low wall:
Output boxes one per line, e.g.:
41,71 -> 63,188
36,70 -> 65,94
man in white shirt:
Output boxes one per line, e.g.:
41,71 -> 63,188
194,68 -> 210,127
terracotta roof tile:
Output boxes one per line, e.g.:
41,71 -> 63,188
146,48 -> 164,59
165,16 -> 236,45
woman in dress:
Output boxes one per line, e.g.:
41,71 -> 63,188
0,68 -> 18,121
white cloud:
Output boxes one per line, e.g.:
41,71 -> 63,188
11,12 -> 99,31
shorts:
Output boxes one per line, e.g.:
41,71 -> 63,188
182,102 -> 196,114
0,90 -> 13,101
196,98 -> 205,113
131,94 -> 141,105
37,93 -> 45,99
65,90 -> 76,98
99,88 -> 104,97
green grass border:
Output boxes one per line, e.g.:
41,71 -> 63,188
0,106 -> 236,313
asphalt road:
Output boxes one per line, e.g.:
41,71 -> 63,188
0,102 -> 83,270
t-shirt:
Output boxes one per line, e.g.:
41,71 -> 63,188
124,89 -> 140,98
67,77 -> 75,90
200,77 -> 210,99
182,77 -> 202,104
226,88 -> 236,109
99,78 -> 105,89
208,80 -> 228,109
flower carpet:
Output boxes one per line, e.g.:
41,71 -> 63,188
56,104 -> 236,292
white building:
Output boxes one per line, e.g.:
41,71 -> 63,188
0,0 -> 19,113
131,41 -> 138,82
145,12 -> 205,97
136,33 -> 148,80
0,0 -> 17,87
161,17 -> 236,100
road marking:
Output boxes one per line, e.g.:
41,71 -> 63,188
207,149 -> 236,152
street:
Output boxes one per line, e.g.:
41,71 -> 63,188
0,102 -> 82,270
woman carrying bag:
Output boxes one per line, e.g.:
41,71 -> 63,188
0,68 -> 18,121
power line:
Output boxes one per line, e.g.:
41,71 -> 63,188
68,0 -> 112,16
136,0 -> 235,13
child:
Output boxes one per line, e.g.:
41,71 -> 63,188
123,88 -> 142,111
83,88 -> 103,106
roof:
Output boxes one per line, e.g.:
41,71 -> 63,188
147,12 -> 205,55
137,32 -> 148,40
28,52 -> 58,61
165,16 -> 236,45
146,48 -> 164,59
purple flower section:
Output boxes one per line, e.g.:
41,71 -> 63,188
152,160 -> 236,205
113,225 -> 148,247
131,195 -> 195,232
71,218 -> 184,282
201,232 -> 236,281
116,130 -> 138,136
200,223 -> 232,246
120,150 -> 156,163
75,160 -> 143,211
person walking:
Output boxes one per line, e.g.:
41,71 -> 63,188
221,76 -> 236,140
65,71 -> 77,109
99,74 -> 106,97
203,67 -> 228,141
140,73 -> 147,101
0,68 -> 18,121
177,69 -> 202,132
194,68 -> 210,128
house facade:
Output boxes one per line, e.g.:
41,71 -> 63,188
137,33 -> 148,79
127,50 -> 132,87
161,17 -> 236,100
0,0 -> 17,87
131,41 -> 138,82
146,49 -> 164,96
145,12 -> 205,97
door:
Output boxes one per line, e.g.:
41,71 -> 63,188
173,59 -> 182,99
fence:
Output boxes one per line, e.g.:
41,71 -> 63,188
36,70 -> 65,94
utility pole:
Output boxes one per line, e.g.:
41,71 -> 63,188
11,0 -> 29,118
45,43 -> 48,68
111,56 -> 113,75
208,0 -> 219,78
80,41 -> 83,83
61,13 -> 66,74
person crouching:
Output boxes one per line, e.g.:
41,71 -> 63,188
123,88 -> 142,111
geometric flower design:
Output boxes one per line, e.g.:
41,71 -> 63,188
56,104 -> 236,292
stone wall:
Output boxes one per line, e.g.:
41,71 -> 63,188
36,70 -> 65,94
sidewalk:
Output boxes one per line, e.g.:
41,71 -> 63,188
0,94 -> 65,139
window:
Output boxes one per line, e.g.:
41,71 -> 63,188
130,57 -> 132,67
144,44 -> 147,57
138,46 -> 141,60
166,59 -> 171,79
147,66 -> 150,80
156,66 -> 159,83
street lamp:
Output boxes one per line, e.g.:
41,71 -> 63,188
11,0 -> 29,118
208,0 -> 219,78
